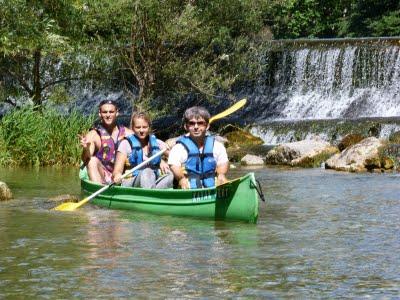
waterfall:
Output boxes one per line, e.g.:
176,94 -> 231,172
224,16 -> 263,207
250,38 -> 400,121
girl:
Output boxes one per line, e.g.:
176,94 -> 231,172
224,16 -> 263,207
112,112 -> 173,189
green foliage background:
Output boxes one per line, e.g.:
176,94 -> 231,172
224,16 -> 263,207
0,0 -> 399,166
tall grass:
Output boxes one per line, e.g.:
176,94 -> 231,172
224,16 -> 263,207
0,107 -> 95,166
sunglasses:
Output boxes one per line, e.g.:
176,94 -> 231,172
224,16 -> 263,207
187,121 -> 207,127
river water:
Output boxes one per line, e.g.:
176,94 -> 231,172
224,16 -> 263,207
0,166 -> 399,298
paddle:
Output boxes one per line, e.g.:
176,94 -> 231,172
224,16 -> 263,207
54,149 -> 167,211
209,98 -> 246,124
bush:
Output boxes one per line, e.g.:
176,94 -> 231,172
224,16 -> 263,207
389,131 -> 400,144
378,142 -> 400,171
0,107 -> 95,166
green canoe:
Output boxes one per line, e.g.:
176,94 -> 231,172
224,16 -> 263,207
80,169 -> 260,223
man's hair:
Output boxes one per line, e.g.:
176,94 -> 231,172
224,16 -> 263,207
98,99 -> 118,110
182,106 -> 210,124
131,111 -> 152,128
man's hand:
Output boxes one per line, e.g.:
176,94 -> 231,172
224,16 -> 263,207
178,177 -> 190,189
79,134 -> 91,149
159,160 -> 171,175
112,173 -> 122,184
216,174 -> 228,186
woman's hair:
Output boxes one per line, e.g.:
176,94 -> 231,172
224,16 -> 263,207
131,111 -> 152,128
182,106 -> 210,124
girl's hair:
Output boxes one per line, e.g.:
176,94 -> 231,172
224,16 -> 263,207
182,106 -> 210,124
131,111 -> 152,127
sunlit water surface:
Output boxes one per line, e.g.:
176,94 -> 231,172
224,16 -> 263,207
0,166 -> 399,298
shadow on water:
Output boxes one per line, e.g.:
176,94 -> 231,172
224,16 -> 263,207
0,166 -> 399,298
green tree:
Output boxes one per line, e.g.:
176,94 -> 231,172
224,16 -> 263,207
342,0 -> 400,37
0,0 -> 86,107
122,0 -> 264,113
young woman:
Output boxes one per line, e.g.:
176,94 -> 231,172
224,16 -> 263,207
112,112 -> 173,189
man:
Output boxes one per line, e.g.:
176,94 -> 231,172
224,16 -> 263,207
80,100 -> 132,184
168,106 -> 229,189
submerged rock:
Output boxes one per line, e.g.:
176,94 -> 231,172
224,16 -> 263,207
325,137 -> 384,172
0,182 -> 12,201
49,194 -> 79,202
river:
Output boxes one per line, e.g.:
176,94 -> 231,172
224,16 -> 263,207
0,166 -> 399,298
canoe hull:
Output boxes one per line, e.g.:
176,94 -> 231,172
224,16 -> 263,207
80,171 -> 259,223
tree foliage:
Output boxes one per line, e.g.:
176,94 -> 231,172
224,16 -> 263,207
122,0 -> 265,112
1,0 -> 399,112
266,0 -> 400,38
0,0 -> 85,106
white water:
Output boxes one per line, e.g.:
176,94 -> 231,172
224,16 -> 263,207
261,44 -> 400,120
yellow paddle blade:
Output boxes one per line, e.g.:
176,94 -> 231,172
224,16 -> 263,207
209,98 -> 247,124
53,198 -> 90,211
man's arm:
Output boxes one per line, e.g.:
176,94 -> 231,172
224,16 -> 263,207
168,144 -> 190,189
216,162 -> 229,185
214,141 -> 229,185
169,165 -> 189,189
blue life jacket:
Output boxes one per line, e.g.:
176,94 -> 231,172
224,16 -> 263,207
177,135 -> 216,189
125,134 -> 161,176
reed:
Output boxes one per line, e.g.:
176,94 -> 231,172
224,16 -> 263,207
0,107 -> 95,166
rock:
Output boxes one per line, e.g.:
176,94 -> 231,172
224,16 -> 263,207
265,137 -> 338,167
224,128 -> 264,148
338,134 -> 365,152
381,157 -> 394,170
241,154 -> 264,166
49,194 -> 79,202
325,137 -> 384,172
223,126 -> 265,162
0,181 -> 12,201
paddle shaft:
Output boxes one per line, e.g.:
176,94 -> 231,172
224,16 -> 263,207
86,148 -> 167,201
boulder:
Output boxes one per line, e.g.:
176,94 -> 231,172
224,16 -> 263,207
265,137 -> 338,167
325,137 -> 384,172
0,182 -> 12,201
241,154 -> 264,166
223,126 -> 265,162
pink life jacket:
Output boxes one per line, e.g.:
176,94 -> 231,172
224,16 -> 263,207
95,125 -> 126,172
